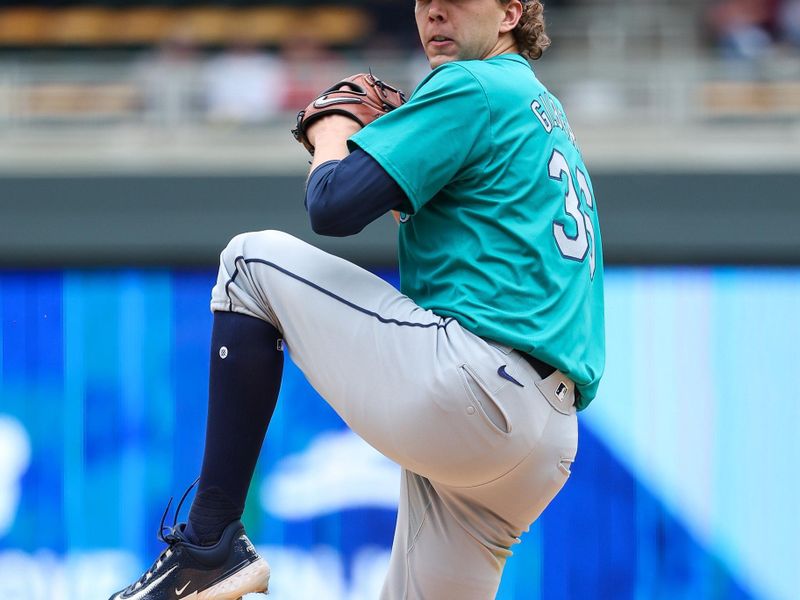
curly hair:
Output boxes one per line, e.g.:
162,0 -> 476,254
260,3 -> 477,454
502,0 -> 551,60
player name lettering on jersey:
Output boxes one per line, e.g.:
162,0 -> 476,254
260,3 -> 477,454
531,93 -> 578,148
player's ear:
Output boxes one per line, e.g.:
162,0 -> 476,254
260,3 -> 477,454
499,0 -> 523,34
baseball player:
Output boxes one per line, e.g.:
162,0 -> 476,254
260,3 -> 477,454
109,0 -> 604,598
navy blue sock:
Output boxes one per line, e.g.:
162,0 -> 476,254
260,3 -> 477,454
186,311 -> 283,546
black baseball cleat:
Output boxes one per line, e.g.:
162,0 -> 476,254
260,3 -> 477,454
109,489 -> 269,600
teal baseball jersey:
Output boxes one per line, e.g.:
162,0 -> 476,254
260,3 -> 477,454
349,53 -> 604,407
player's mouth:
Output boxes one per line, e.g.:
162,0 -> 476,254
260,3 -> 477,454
428,35 -> 455,49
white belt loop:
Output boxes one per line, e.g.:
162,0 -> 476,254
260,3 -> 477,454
534,371 -> 576,415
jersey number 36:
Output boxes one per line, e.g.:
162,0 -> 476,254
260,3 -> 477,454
548,149 -> 597,279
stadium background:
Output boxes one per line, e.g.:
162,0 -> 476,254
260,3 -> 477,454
0,1 -> 799,599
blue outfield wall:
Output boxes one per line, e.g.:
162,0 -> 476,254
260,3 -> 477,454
0,267 -> 797,599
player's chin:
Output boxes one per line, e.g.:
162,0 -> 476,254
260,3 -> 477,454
427,53 -> 458,69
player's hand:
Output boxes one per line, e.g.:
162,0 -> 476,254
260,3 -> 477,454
305,114 -> 362,149
305,115 -> 363,171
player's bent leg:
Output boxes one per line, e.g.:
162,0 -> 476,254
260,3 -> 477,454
211,230 -> 436,467
210,230 -> 541,486
210,230 -> 579,598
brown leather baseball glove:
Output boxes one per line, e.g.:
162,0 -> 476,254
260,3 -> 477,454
291,72 -> 406,155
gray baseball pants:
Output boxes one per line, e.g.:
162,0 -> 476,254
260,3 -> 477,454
210,230 -> 579,600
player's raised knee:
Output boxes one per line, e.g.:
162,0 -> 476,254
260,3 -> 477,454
220,230 -> 300,265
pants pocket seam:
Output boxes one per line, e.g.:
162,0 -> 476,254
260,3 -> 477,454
458,364 -> 512,437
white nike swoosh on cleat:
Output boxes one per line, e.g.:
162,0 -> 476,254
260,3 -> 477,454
175,580 -> 191,596
117,566 -> 178,600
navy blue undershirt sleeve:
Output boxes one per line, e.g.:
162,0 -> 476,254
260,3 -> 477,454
305,148 -> 410,237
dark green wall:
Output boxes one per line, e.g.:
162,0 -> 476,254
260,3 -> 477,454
1,172 -> 798,267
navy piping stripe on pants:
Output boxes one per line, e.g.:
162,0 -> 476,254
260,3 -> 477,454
224,255 -> 456,330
